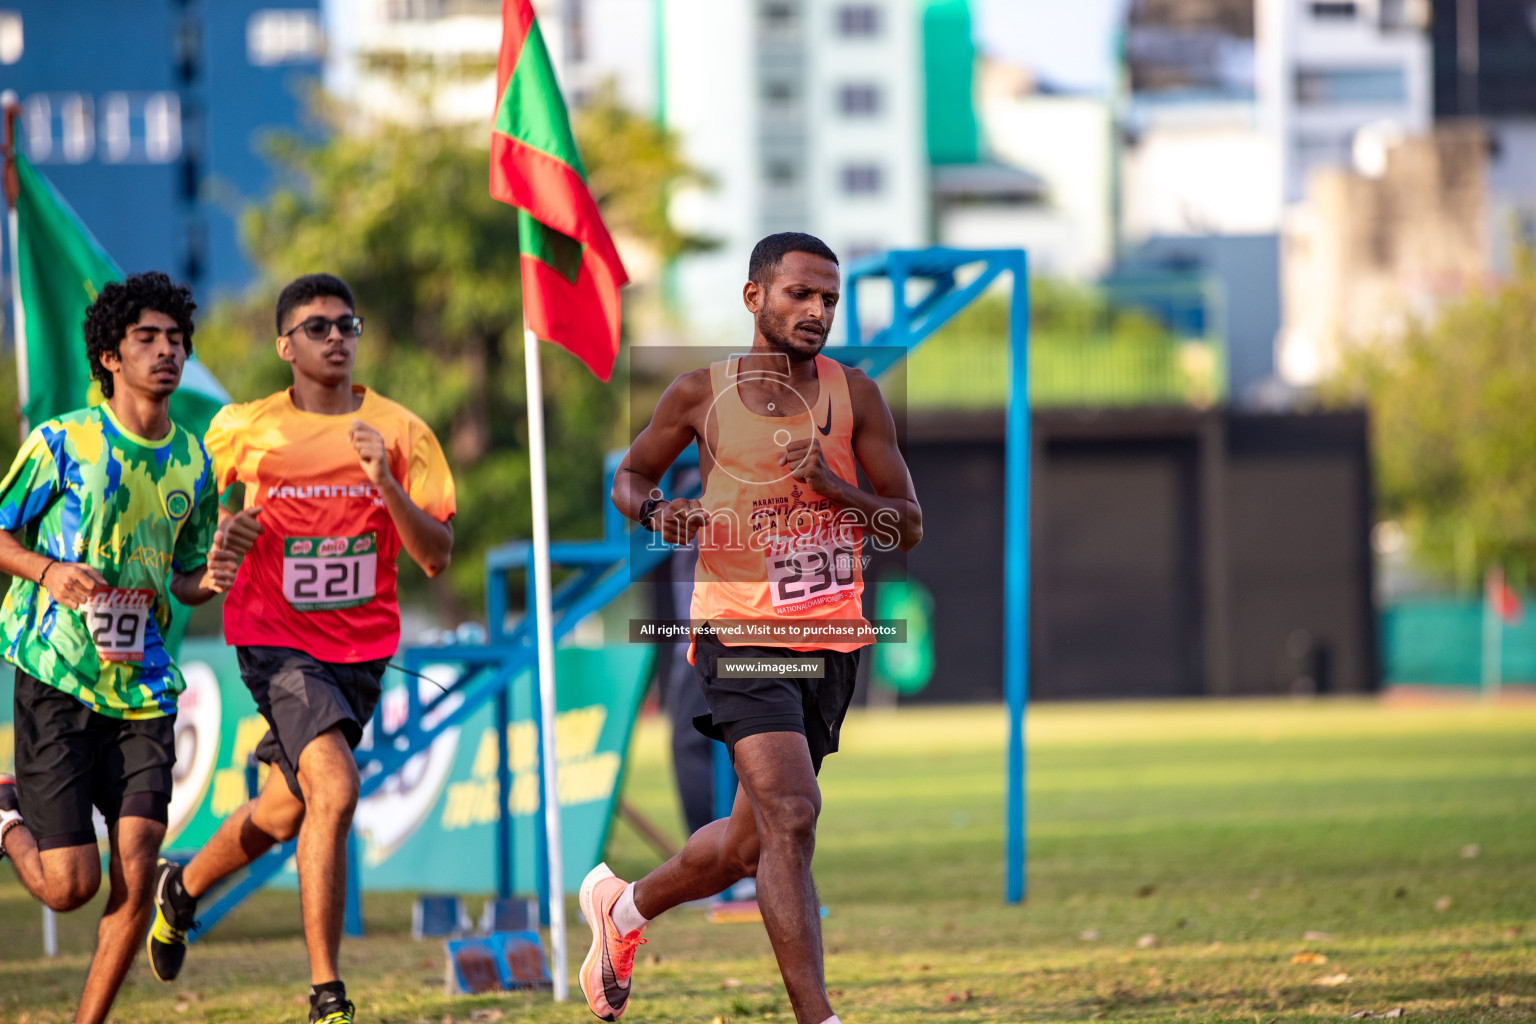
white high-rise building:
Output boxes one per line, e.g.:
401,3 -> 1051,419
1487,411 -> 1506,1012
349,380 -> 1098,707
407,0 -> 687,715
322,0 -> 928,343
662,0 -> 929,344
1123,0 -> 1431,238
323,0 -> 507,125
1257,0 -> 1431,203
322,0 -> 653,126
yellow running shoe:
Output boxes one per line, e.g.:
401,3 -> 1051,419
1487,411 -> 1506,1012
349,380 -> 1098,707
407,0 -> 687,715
146,859 -> 197,982
310,991 -> 355,1024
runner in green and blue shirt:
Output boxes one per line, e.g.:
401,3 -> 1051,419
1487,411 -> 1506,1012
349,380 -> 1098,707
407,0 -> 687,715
0,402 -> 218,716
0,272 -> 259,1024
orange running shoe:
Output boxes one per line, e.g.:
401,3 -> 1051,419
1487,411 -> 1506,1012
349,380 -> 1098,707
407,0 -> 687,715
578,862 -> 647,1021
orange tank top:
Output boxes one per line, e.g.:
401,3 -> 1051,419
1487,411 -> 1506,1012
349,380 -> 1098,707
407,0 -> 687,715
690,354 -> 870,652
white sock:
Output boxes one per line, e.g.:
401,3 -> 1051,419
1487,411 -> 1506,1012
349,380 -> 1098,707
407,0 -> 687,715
0,812 -> 23,856
819,1016 -> 841,1024
611,882 -> 650,935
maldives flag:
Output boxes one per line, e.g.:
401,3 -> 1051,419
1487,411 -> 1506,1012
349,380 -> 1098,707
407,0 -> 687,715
491,0 -> 628,381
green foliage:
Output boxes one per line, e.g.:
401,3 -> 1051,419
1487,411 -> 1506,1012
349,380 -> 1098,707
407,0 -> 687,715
193,91 -> 700,619
942,280 -> 1172,339
904,283 -> 1218,409
0,348 -> 20,467
1327,258 -> 1536,589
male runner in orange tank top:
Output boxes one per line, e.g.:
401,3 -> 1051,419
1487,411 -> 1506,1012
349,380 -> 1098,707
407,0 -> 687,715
582,233 -> 922,1024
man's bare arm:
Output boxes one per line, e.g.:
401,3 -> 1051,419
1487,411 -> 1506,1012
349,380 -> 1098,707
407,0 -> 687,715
0,529 -> 106,609
612,370 -> 710,543
777,370 -> 921,550
350,420 -> 454,577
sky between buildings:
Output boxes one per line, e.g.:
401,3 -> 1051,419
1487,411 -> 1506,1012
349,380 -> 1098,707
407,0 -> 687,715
973,0 -> 1125,94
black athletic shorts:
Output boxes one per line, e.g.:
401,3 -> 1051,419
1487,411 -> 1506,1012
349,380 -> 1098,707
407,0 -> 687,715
691,625 -> 861,774
11,668 -> 175,850
238,646 -> 387,800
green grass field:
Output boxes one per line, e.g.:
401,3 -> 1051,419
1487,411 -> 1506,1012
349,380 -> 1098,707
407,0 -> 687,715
3,698 -> 1534,1023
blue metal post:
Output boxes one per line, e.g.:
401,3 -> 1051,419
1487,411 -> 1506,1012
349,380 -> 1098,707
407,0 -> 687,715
344,829 -> 364,937
495,688 -> 513,900
711,741 -> 735,821
534,710 -> 551,926
527,569 -> 552,926
487,563 -> 509,644
711,741 -> 740,899
1003,253 -> 1031,903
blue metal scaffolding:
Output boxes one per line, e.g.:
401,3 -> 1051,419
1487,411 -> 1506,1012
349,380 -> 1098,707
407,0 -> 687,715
839,247 -> 1031,903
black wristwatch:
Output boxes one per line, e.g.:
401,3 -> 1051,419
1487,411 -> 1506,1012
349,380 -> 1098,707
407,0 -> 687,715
639,496 -> 666,532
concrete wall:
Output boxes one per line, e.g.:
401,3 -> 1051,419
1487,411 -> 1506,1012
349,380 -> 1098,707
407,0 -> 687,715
1278,122 -> 1488,384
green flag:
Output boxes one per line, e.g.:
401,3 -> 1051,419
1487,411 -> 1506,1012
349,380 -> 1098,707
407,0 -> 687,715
11,151 -> 231,651
491,0 -> 628,380
12,151 -> 230,434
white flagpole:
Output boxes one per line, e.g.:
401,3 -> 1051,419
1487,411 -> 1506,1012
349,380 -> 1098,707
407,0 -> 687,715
523,325 -> 568,1001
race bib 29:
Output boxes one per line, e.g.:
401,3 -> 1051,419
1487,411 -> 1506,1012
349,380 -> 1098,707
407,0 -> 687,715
82,587 -> 155,663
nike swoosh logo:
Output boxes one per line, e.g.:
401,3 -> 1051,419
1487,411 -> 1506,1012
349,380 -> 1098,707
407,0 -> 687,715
817,405 -> 832,436
602,933 -> 629,1002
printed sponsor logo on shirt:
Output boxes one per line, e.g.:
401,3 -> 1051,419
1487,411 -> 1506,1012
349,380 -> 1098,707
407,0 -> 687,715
317,537 -> 350,557
164,489 -> 191,521
265,483 -> 381,501
288,539 -> 314,556
89,587 -> 156,611
352,535 -> 374,555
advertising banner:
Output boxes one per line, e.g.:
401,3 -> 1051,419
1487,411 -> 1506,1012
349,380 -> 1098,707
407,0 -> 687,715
0,640 -> 653,894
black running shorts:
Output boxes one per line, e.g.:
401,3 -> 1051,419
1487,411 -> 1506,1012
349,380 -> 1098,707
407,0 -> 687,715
11,668 -> 175,850
691,625 -> 861,774
238,646 -> 387,800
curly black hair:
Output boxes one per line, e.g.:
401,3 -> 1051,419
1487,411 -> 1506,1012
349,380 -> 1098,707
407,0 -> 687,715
83,271 -> 196,400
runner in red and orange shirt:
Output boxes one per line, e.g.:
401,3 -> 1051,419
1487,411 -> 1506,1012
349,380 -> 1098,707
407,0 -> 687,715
146,274 -> 455,1024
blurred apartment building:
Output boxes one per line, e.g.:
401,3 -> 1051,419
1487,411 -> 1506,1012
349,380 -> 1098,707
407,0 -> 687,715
937,59 -> 1117,281
1277,0 -> 1536,383
323,0 -> 936,345
1258,0 -> 1432,202
323,0 -> 656,124
1123,0 -> 1430,229
323,0 -> 505,125
660,0 -> 929,343
1279,121 -> 1487,382
0,1 -> 324,295
1429,0 -> 1536,275
1116,0 -> 1432,400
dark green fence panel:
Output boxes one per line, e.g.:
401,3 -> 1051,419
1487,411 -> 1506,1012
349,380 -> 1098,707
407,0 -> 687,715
1382,599 -> 1536,686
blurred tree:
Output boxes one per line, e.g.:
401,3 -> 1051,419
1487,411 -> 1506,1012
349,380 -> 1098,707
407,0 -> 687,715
194,84 -> 705,621
1327,256 -> 1536,590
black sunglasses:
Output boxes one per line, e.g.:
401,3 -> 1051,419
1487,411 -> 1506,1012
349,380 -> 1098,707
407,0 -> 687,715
282,315 -> 364,341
